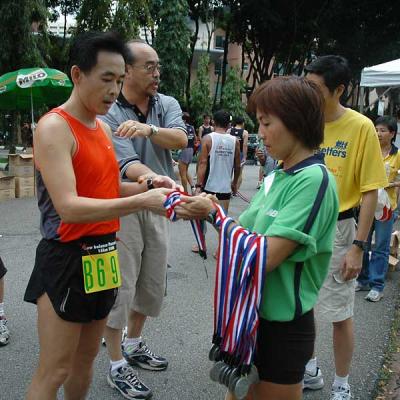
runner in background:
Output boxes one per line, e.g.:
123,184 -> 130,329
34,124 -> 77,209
178,112 -> 196,193
228,116 -> 249,191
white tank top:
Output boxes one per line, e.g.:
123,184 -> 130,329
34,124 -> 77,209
205,132 -> 236,193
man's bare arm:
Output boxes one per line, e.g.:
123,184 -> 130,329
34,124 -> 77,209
34,115 -> 168,223
197,136 -> 211,187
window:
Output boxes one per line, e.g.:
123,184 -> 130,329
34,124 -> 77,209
215,35 -> 225,49
214,60 -> 223,75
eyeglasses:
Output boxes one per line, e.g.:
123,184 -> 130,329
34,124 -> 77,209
130,63 -> 162,74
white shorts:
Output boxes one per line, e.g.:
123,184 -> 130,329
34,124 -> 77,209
317,218 -> 356,323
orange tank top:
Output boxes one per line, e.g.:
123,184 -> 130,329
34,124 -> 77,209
37,107 -> 120,242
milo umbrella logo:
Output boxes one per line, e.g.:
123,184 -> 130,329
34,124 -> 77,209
16,69 -> 48,88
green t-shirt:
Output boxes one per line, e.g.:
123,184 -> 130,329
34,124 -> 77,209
239,155 -> 339,322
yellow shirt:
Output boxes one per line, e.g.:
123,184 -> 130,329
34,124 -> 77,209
383,146 -> 400,209
320,109 -> 388,212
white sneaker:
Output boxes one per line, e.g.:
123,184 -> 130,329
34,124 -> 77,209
303,367 -> 324,390
0,317 -> 10,346
365,289 -> 383,302
331,384 -> 351,399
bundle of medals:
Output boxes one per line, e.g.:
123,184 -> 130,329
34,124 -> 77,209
164,192 -> 267,399
208,205 -> 267,399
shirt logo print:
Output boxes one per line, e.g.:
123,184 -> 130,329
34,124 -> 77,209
319,140 -> 348,159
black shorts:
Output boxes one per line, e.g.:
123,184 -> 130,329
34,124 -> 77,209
203,189 -> 231,201
0,257 -> 7,279
255,309 -> 315,384
24,234 -> 118,323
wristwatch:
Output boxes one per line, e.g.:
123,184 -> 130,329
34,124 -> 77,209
146,178 -> 155,190
206,208 -> 218,225
352,240 -> 369,251
148,124 -> 159,137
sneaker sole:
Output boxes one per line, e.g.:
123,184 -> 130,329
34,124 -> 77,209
303,381 -> 324,390
126,359 -> 168,371
107,374 -> 153,400
366,296 -> 383,302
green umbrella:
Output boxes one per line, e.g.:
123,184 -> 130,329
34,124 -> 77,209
0,67 -> 73,125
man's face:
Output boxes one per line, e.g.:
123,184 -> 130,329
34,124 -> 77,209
75,51 -> 125,115
126,44 -> 160,97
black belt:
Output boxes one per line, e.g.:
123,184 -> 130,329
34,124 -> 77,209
338,208 -> 355,221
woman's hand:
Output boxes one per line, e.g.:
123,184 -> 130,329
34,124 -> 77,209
175,193 -> 216,220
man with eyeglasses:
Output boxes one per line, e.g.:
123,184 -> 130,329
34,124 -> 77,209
99,39 -> 187,399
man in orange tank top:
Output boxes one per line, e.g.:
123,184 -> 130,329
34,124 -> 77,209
24,32 -> 176,400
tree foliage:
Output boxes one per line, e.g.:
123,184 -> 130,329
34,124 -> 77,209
154,0 -> 191,104
0,0 -> 47,74
221,67 -> 253,130
75,0 -> 112,34
190,54 -> 212,127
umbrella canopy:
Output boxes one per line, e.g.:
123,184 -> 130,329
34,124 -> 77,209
0,67 -> 73,111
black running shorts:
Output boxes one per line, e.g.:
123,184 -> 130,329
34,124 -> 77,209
24,234 -> 118,323
0,257 -> 7,279
255,309 -> 315,384
203,189 -> 231,201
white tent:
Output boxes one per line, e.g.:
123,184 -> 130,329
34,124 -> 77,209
360,58 -> 400,87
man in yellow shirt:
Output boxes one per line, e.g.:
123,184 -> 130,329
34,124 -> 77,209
304,55 -> 388,400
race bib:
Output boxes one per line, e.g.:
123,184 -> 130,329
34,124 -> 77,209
81,239 -> 121,294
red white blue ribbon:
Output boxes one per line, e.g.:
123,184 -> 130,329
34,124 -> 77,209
164,190 -> 207,259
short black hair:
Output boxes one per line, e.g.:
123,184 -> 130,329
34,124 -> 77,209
375,115 -> 398,139
68,31 -> 131,77
234,116 -> 244,125
305,55 -> 351,93
213,110 -> 231,129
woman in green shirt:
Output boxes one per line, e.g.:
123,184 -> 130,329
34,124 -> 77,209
177,76 -> 339,400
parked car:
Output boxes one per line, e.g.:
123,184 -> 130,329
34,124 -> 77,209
247,133 -> 259,163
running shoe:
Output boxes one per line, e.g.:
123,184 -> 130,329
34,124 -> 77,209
107,364 -> 152,399
303,367 -> 324,390
0,317 -> 9,346
355,281 -> 369,292
365,289 -> 383,302
123,341 -> 168,371
331,384 -> 351,400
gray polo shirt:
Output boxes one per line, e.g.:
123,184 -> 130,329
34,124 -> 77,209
99,92 -> 186,179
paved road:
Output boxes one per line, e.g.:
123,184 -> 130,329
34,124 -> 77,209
0,164 -> 398,400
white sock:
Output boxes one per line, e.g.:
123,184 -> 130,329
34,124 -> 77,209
110,358 -> 127,373
124,336 -> 142,349
0,302 -> 4,317
333,374 -> 349,388
305,357 -> 317,375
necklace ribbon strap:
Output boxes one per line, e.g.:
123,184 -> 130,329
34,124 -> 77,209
164,190 -> 207,259
212,203 -> 268,368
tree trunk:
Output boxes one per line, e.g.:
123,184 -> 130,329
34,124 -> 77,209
220,22 -> 231,96
186,17 -> 199,106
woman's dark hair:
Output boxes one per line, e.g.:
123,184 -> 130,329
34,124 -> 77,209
233,116 -> 245,126
68,31 -> 131,78
304,55 -> 351,94
375,115 -> 398,143
248,76 -> 325,150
